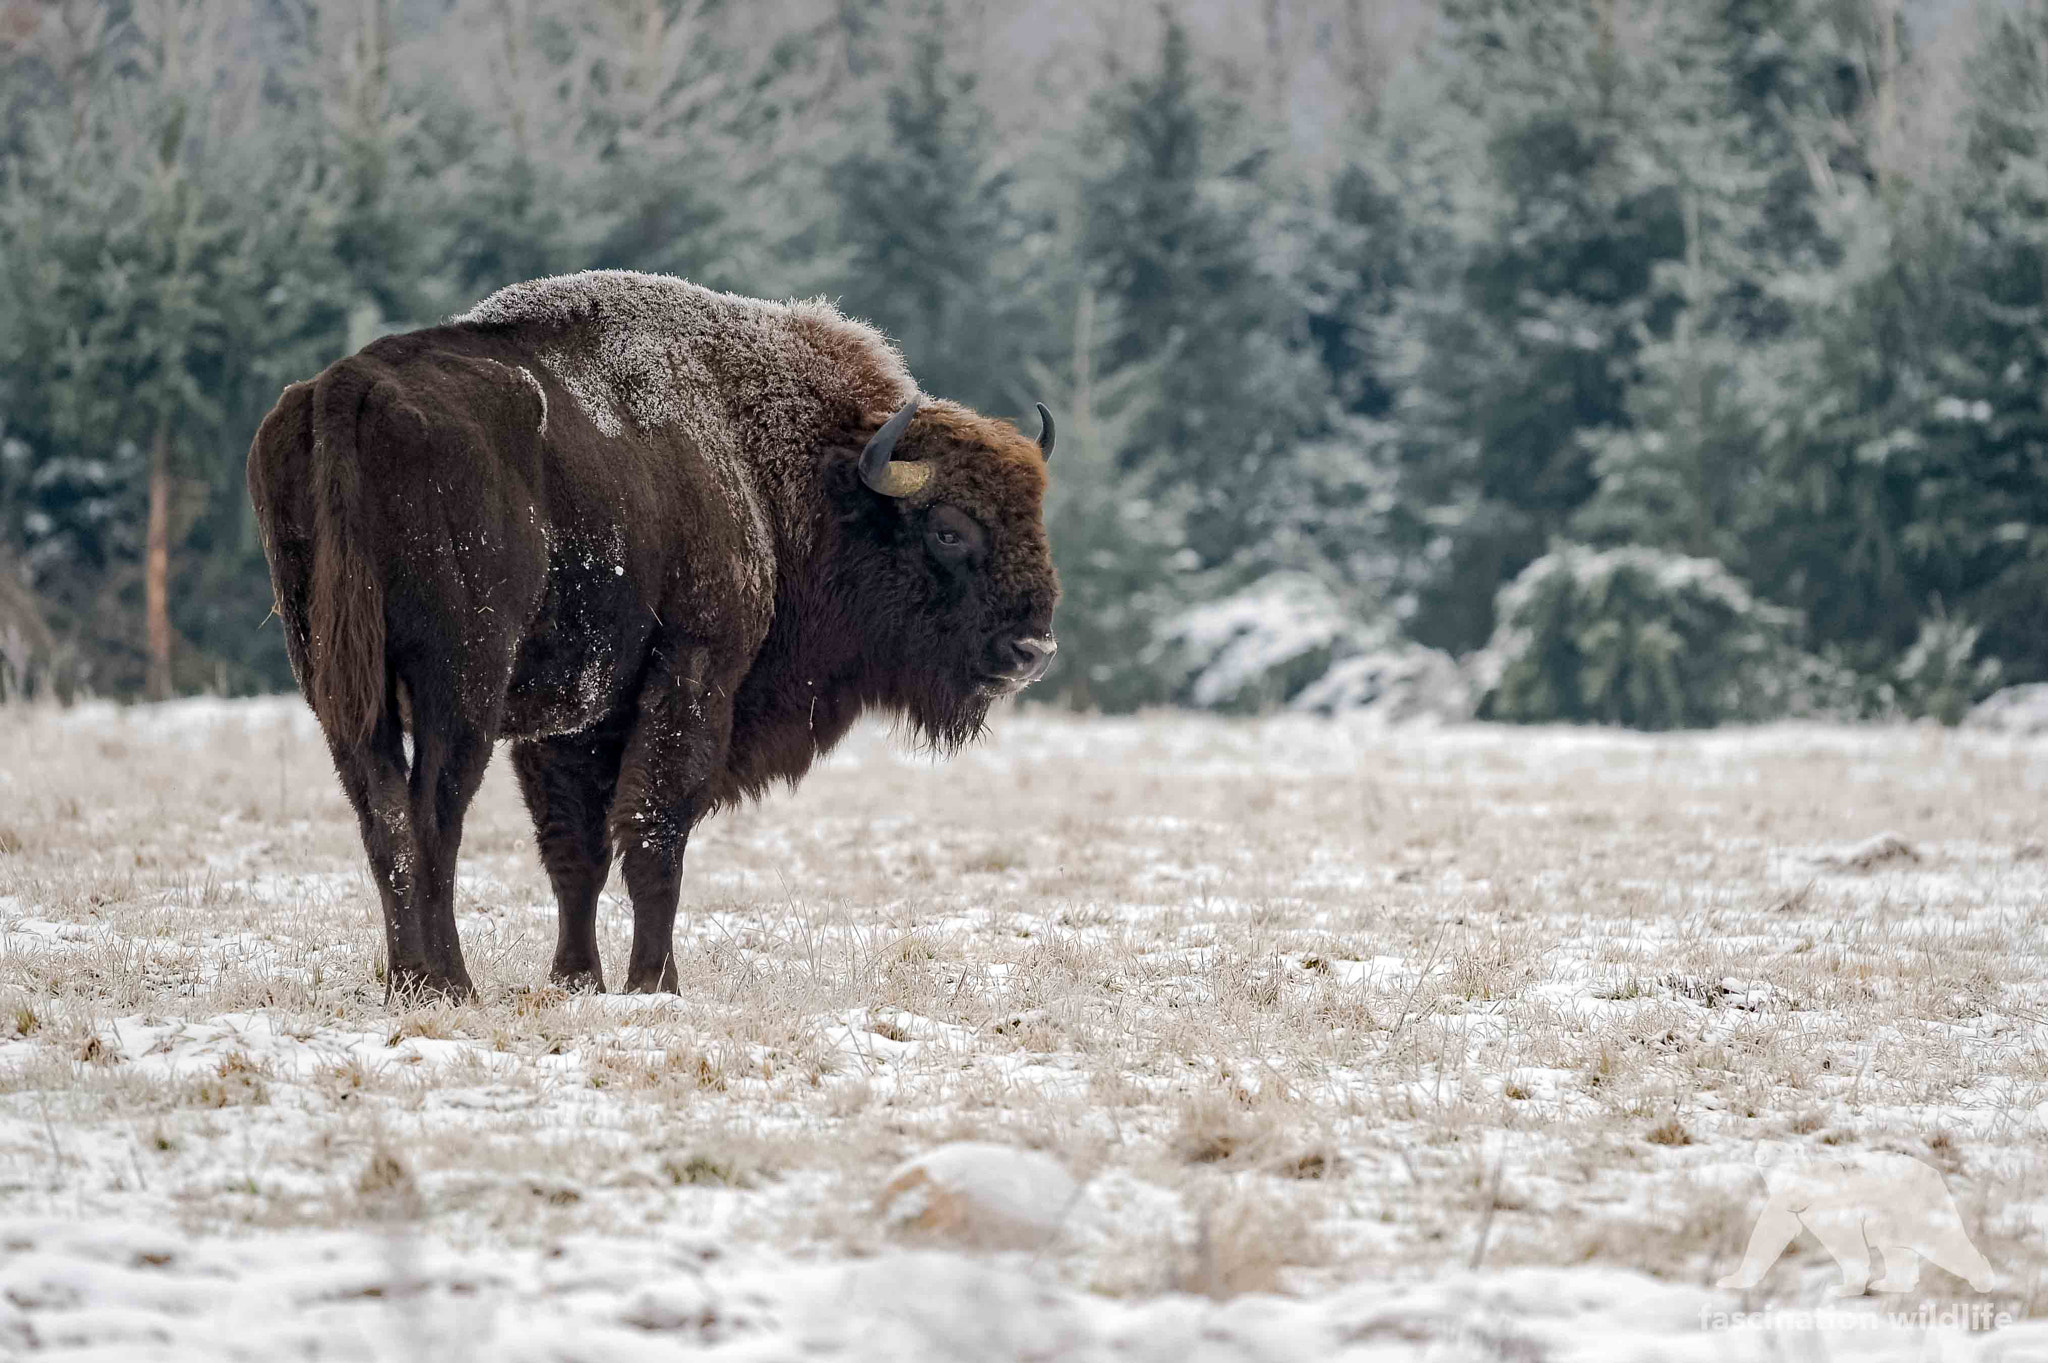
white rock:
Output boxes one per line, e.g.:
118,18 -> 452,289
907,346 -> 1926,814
1812,832 -> 1919,871
878,1143 -> 1080,1249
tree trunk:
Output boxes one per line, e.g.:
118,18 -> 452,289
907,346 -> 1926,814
1872,0 -> 1899,188
145,417 -> 172,701
1264,0 -> 1285,123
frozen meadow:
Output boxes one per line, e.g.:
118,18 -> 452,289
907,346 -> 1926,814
0,697 -> 2044,1360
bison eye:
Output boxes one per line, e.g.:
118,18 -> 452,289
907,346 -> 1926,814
924,506 -> 985,562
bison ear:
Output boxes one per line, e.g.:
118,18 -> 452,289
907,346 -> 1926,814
859,397 -> 931,497
1034,403 -> 1055,461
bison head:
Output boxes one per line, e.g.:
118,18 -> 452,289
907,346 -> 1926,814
828,395 -> 1059,750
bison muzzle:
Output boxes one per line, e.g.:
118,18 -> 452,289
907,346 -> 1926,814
247,271 -> 1058,1000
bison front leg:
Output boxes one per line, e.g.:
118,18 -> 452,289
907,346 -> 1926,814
620,833 -> 686,993
609,639 -> 729,995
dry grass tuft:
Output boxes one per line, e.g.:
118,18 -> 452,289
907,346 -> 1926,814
189,1053 -> 270,1108
1924,1128 -> 1963,1175
661,1152 -> 756,1188
511,985 -> 569,1016
1177,1188 -> 1330,1299
1171,1089 -> 1338,1181
355,1147 -> 423,1221
357,1149 -> 413,1197
385,1007 -> 461,1046
1644,1118 -> 1693,1147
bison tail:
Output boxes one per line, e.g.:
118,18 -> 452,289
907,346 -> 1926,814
306,360 -> 386,748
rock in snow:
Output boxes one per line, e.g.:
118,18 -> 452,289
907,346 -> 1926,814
878,1142 -> 1081,1248
1811,831 -> 1920,871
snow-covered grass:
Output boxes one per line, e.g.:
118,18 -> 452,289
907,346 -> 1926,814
1,697 -> 2044,1359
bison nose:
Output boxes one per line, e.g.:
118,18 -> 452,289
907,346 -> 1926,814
999,635 -> 1057,685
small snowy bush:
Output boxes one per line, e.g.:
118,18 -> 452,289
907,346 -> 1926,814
1891,613 -> 2001,725
1153,574 -> 1354,712
1477,546 -> 1824,730
1965,682 -> 2048,735
1291,648 -> 1472,722
1151,573 -> 1470,720
0,553 -> 55,702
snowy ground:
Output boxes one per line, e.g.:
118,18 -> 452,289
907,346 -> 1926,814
1,697 -> 2044,1360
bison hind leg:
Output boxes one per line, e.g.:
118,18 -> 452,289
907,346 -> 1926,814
512,730 -> 626,992
383,672 -> 501,1002
326,670 -> 420,999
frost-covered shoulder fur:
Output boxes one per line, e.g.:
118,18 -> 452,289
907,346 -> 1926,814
464,268 -> 921,444
454,271 -> 915,550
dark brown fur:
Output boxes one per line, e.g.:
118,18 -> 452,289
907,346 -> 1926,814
306,360 -> 387,746
248,277 -> 1057,999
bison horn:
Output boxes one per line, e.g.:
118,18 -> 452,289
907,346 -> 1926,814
859,397 -> 931,497
1035,402 -> 1055,461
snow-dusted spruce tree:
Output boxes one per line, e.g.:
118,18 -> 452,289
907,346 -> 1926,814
308,0 -> 460,341
1478,545 -> 1845,729
1698,0 -> 2048,709
1129,28 -> 1438,719
579,0 -> 841,296
0,2 -> 220,700
0,0 -> 339,697
1077,12 -> 1326,576
1380,1 -> 1901,665
1377,0 -> 1692,655
428,0 -> 634,295
825,2 -> 1035,415
1025,284 -> 1188,713
1041,10 -> 1382,711
1281,102 -> 1421,633
1601,0 -> 1909,679
1570,1 -> 1809,568
423,0 -> 829,306
1865,2 -> 2048,687
1151,573 -> 1366,713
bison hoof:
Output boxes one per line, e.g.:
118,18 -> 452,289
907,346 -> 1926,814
386,968 -> 476,1005
622,961 -> 679,995
550,966 -> 606,994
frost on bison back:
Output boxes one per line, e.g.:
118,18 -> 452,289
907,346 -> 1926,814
248,270 -> 1058,1003
1718,1145 -> 1996,1297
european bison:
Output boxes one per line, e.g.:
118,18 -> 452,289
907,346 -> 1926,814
248,271 -> 1058,1000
